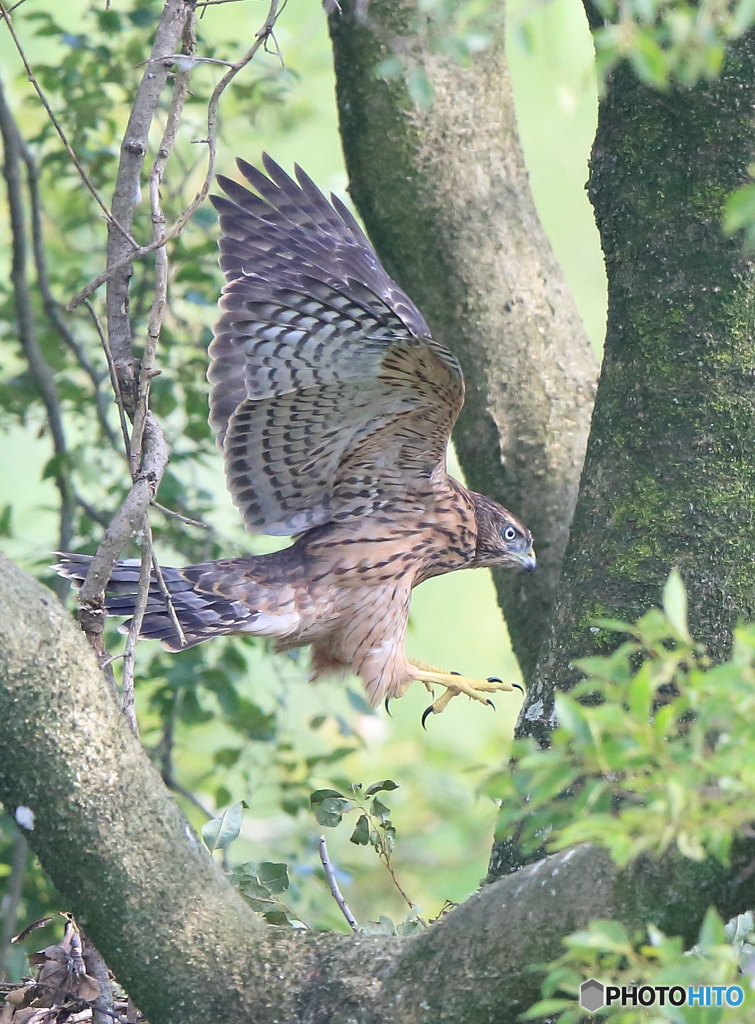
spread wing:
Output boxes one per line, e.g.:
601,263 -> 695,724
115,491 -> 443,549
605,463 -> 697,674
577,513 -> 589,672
209,154 -> 464,536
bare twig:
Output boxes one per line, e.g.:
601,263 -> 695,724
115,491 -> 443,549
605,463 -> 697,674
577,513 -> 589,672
0,72 -> 74,574
318,836 -> 359,932
0,831 -> 28,980
121,520 -> 151,737
131,17 -> 196,476
0,2 -> 138,248
83,299 -> 132,459
105,0 -> 195,408
150,547 -> 187,648
82,936 -> 115,1024
16,127 -> 119,450
151,501 -> 208,529
67,0 -> 284,312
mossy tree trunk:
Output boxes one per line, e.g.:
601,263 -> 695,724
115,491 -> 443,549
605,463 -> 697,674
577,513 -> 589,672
488,26 -> 755,880
328,0 -> 598,680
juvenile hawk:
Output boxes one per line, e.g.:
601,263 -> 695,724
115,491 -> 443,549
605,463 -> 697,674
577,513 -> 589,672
58,156 -> 535,718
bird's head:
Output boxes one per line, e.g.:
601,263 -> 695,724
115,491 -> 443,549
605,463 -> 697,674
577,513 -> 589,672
469,492 -> 536,574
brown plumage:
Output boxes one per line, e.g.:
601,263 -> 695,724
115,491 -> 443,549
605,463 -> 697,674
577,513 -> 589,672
56,156 -> 535,711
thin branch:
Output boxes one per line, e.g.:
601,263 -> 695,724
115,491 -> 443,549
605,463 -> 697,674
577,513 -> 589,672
105,0 -> 195,407
0,831 -> 28,980
67,0 -> 284,312
0,2 -> 137,249
83,299 -> 132,459
151,501 -> 208,529
150,544 -> 187,648
130,17 -> 196,477
17,124 -> 119,451
0,72 -> 74,571
318,835 -> 359,933
120,518 -> 150,737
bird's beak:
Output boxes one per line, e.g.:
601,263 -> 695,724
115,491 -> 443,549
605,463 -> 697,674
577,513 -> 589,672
516,547 -> 536,574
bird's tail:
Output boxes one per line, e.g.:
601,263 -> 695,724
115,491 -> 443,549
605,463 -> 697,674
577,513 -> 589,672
54,553 -> 231,651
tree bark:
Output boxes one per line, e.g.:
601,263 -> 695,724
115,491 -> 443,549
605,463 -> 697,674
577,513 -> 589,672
488,25 -> 755,879
3,553 -> 755,1023
328,0 -> 599,681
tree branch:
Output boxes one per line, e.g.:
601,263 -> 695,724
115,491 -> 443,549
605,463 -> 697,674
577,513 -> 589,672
0,71 -> 74,573
105,0 -> 194,409
2,552 -> 755,1024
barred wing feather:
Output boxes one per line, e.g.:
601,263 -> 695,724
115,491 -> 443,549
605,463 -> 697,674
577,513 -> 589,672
209,154 -> 464,536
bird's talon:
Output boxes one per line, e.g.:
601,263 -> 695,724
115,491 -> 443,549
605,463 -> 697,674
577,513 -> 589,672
450,670 -> 461,676
487,676 -> 502,683
513,682 -> 524,694
421,705 -> 435,730
486,698 -> 496,710
384,697 -> 392,717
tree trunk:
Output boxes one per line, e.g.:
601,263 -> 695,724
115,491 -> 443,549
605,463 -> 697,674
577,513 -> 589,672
489,26 -> 755,879
328,0 -> 598,680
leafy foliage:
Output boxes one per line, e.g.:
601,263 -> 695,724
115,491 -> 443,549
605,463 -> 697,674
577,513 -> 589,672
525,908 -> 754,1022
488,572 -> 755,869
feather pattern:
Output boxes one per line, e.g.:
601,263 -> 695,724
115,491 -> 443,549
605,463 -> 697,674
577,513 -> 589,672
208,154 -> 464,535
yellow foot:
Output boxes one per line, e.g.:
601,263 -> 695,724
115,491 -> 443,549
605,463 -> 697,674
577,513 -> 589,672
407,659 -> 524,728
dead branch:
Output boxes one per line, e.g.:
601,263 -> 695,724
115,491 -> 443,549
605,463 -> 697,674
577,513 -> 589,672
318,835 -> 359,933
105,0 -> 196,409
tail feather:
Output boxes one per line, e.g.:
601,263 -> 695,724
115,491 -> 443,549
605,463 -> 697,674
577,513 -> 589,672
53,553 -> 241,651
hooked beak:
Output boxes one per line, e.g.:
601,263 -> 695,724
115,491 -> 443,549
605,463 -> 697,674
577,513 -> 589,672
516,547 -> 537,574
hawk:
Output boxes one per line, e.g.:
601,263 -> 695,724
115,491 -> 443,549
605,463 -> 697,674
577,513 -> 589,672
57,156 -> 535,720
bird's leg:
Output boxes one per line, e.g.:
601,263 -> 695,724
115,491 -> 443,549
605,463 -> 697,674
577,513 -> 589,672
406,659 -> 523,724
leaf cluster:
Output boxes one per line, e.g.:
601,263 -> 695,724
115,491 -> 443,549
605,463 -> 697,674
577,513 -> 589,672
525,907 -> 754,1022
587,0 -> 755,90
488,571 -> 755,869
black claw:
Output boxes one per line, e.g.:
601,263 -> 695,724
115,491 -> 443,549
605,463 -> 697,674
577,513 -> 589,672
384,697 -> 393,717
486,699 -> 496,710
513,682 -> 525,694
487,676 -> 503,684
450,670 -> 461,676
421,705 -> 435,730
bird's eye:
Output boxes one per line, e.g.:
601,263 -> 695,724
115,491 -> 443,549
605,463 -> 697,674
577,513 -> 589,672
503,526 -> 519,542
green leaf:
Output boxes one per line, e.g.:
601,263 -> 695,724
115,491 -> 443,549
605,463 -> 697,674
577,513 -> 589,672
263,910 -> 291,926
375,55 -> 404,80
201,801 -> 246,853
309,789 -> 345,805
371,796 -> 391,820
364,780 -> 398,796
663,568 -> 690,641
350,814 -> 370,845
258,862 -> 289,894
698,906 -> 726,948
723,183 -> 755,234
406,66 -> 434,110
313,796 -> 352,827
